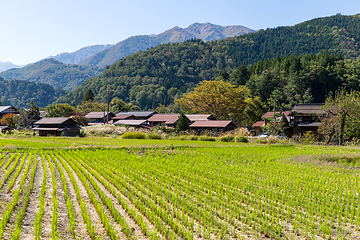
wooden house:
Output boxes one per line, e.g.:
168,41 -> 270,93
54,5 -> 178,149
85,112 -> 116,125
147,114 -> 189,128
289,103 -> 324,137
185,114 -> 217,123
189,120 -> 236,132
32,117 -> 81,136
0,106 -> 19,120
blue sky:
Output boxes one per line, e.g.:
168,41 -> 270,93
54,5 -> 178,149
1,0 -> 359,65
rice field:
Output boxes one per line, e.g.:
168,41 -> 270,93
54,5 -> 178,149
0,139 -> 359,239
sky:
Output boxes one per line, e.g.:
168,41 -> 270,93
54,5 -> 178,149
1,0 -> 360,65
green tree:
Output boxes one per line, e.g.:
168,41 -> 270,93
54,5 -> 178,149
45,104 -> 74,117
176,80 -> 249,123
321,89 -> 360,145
175,112 -> 190,132
83,89 -> 95,102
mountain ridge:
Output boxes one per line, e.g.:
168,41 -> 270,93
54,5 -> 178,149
79,22 -> 255,67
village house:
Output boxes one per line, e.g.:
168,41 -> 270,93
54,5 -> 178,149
189,120 -> 236,132
85,112 -> 116,125
0,106 -> 19,121
289,103 -> 324,137
113,119 -> 151,128
147,114 -> 189,128
32,117 -> 81,136
125,111 -> 157,120
251,111 -> 290,136
185,114 -> 217,123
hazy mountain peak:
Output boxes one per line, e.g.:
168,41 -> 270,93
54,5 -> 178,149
80,22 -> 254,67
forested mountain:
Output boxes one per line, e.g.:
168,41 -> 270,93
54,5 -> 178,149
0,61 -> 23,72
80,22 -> 254,67
48,44 -> 113,64
0,58 -> 103,90
56,14 -> 360,110
0,77 -> 67,108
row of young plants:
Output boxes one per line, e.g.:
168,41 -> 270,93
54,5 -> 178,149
0,144 -> 359,239
61,145 -> 360,239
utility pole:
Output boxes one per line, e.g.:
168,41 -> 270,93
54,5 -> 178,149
106,89 -> 110,124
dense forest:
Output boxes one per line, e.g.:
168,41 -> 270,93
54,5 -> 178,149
56,14 -> 360,109
0,58 -> 103,91
0,77 -> 67,108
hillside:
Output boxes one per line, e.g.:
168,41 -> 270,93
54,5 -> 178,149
49,44 -> 113,64
0,77 -> 67,108
80,22 -> 254,67
56,14 -> 360,109
0,58 -> 103,91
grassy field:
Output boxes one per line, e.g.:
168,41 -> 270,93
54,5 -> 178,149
0,137 -> 359,239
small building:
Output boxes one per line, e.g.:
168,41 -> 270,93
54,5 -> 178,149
189,120 -> 237,132
147,114 -> 188,128
32,117 -> 81,136
289,103 -> 324,137
0,126 -> 13,134
251,121 -> 265,136
113,119 -> 151,128
85,112 -> 116,125
0,106 -> 19,120
185,114 -> 217,123
262,111 -> 290,124
125,111 -> 157,120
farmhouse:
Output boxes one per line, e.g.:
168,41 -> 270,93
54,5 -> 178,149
147,114 -> 188,128
0,106 -> 19,120
251,121 -> 265,136
126,111 -> 156,120
85,112 -> 116,125
185,114 -> 217,123
32,117 -> 81,136
113,119 -> 151,128
289,103 -> 324,136
190,120 -> 236,132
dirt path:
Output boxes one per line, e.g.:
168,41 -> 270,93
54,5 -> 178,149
20,154 -> 42,240
54,155 -> 91,240
60,156 -> 110,240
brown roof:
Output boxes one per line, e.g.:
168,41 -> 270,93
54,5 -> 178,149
85,112 -> 114,119
190,120 -> 235,128
290,104 -> 325,115
252,121 -> 265,127
147,114 -> 181,125
263,111 -> 290,118
34,117 -> 72,125
113,120 -> 147,126
185,114 -> 216,121
112,114 -> 138,120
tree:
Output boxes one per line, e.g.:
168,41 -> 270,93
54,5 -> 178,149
176,80 -> 250,123
242,97 -> 267,127
175,112 -> 190,132
76,101 -> 107,114
321,89 -> 360,144
45,104 -> 74,117
1,113 -> 16,128
83,89 -> 94,102
28,101 -> 40,121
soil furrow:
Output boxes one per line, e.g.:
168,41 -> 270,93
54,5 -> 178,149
40,154 -> 53,239
20,154 -> 42,240
54,155 -> 91,240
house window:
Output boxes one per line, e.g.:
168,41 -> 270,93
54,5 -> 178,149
295,116 -> 302,122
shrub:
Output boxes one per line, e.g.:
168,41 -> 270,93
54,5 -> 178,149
189,135 -> 198,141
199,136 -> 216,141
219,135 -> 234,142
300,131 -> 318,145
122,132 -> 146,139
148,133 -> 162,139
234,127 -> 250,136
235,135 -> 248,143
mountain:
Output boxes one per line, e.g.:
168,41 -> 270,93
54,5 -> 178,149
0,77 -> 67,108
56,14 -> 360,109
49,44 -> 113,64
0,61 -> 23,72
79,22 -> 255,67
0,58 -> 103,91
